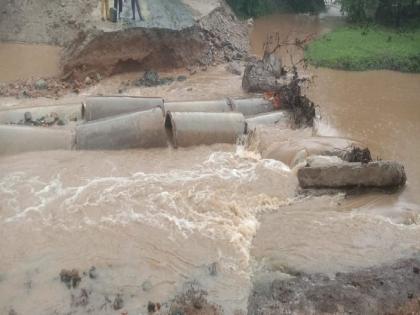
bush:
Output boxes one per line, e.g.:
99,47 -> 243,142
226,0 -> 326,17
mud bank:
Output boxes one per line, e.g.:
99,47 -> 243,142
248,256 -> 420,314
1,0 -> 247,81
63,4 -> 248,79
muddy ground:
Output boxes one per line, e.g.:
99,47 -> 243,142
0,0 -> 248,82
249,256 -> 420,315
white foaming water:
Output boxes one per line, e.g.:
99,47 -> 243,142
0,146 -> 294,266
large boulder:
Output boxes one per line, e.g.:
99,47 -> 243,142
242,54 -> 292,93
298,160 -> 407,189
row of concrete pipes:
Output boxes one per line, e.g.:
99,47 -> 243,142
0,96 -> 289,155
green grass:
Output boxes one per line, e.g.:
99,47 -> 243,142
305,27 -> 420,72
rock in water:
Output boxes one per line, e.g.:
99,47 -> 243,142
242,54 -> 291,93
225,61 -> 242,75
262,52 -> 282,78
113,294 -> 124,310
35,79 -> 48,90
60,269 -> 81,288
298,161 -> 407,189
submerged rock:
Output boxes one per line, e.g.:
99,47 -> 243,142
142,280 -> 152,292
60,269 -> 81,289
113,294 -> 124,310
35,79 -> 48,90
225,61 -> 242,75
88,266 -> 98,279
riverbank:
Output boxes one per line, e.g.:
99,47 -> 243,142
306,26 -> 420,72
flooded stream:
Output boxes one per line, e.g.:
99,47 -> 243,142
1,11 -> 420,315
250,13 -> 420,276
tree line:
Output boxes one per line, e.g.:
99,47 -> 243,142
226,0 -> 420,26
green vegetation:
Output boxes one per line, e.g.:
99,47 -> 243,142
338,0 -> 420,26
305,26 -> 420,72
226,0 -> 325,17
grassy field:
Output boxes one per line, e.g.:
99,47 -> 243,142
305,27 -> 420,72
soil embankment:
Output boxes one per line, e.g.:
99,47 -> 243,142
0,0 -> 248,81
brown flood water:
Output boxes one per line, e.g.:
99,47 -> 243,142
250,14 -> 420,275
0,13 -> 420,315
0,43 -> 62,83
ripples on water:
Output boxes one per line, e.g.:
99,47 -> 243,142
0,145 -> 296,314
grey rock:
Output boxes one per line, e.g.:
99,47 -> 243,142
44,116 -> 56,125
177,75 -> 187,82
208,262 -> 219,276
242,54 -> 291,93
142,280 -> 152,292
263,52 -> 283,78
60,269 -> 81,289
24,112 -> 32,122
35,79 -> 48,90
298,160 -> 407,189
88,266 -> 98,279
113,294 -> 124,310
225,61 -> 242,76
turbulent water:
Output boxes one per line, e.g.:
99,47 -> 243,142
249,13 -> 420,277
0,145 -> 296,314
1,11 -> 420,315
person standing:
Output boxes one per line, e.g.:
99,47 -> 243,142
101,0 -> 109,21
114,0 -> 123,19
131,0 -> 144,21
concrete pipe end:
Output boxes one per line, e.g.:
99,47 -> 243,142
81,102 -> 86,120
164,111 -> 177,148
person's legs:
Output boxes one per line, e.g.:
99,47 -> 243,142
105,0 -> 109,19
101,0 -> 106,20
118,0 -> 123,13
131,0 -> 136,19
134,0 -> 143,20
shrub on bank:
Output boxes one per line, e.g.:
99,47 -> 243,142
226,0 -> 325,17
305,26 -> 420,72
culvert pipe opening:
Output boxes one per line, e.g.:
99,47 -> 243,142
165,111 -> 177,148
164,112 -> 246,148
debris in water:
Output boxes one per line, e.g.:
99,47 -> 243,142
208,262 -> 219,276
169,281 -> 222,315
60,269 -> 81,289
134,70 -> 175,87
142,280 -> 153,292
113,294 -> 124,310
88,266 -> 98,279
342,146 -> 373,164
71,288 -> 90,307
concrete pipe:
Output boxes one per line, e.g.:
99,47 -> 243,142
82,96 -> 164,121
0,103 -> 83,124
246,111 -> 290,131
0,125 -> 75,155
165,112 -> 246,148
298,161 -> 407,189
76,108 -> 167,150
163,100 -> 232,114
230,98 -> 274,116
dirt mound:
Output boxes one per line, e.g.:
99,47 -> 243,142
63,3 -> 248,80
0,0 -> 97,46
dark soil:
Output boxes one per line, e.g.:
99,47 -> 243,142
248,256 -> 420,315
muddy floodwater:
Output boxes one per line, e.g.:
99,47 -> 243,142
0,43 -> 62,83
1,12 -> 420,315
250,13 -> 420,275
